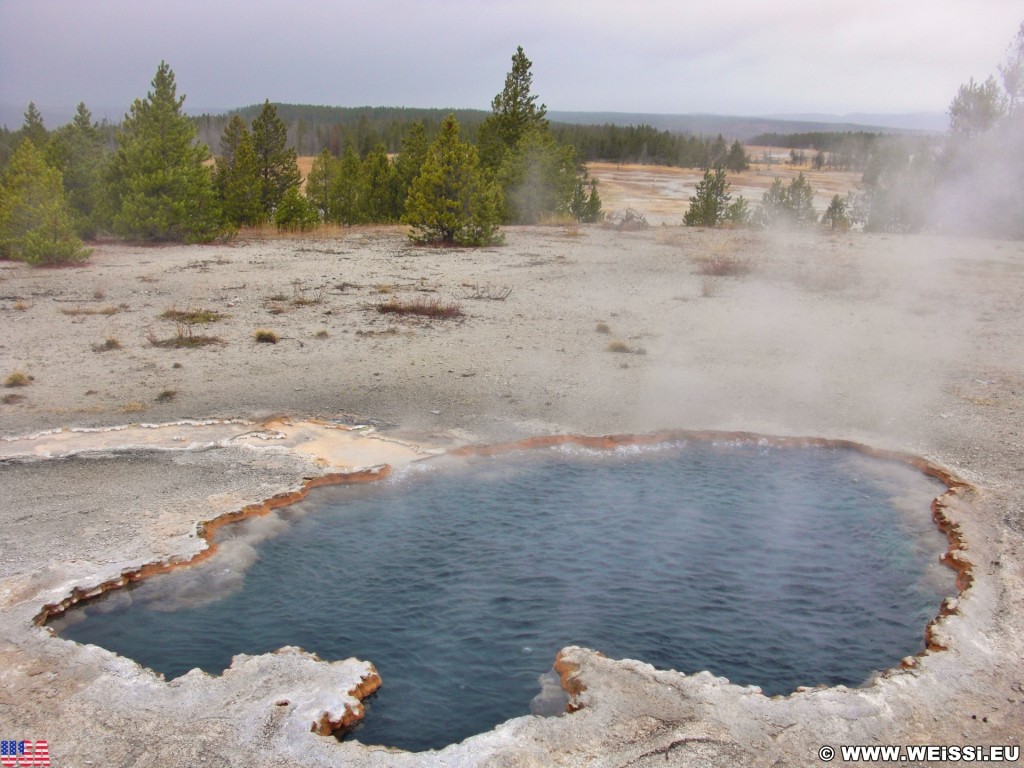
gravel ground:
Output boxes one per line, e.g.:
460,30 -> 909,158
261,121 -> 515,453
1,223 -> 1022,766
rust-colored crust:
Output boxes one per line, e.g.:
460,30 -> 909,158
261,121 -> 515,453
311,666 -> 384,736
554,650 -> 596,713
33,465 -> 392,627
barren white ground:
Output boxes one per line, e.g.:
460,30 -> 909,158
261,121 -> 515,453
1,216 -> 1022,766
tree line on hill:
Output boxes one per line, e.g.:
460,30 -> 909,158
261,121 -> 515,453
0,47 -> 605,258
193,104 -> 756,170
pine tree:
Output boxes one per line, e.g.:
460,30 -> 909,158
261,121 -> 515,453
106,62 -> 222,242
756,173 -> 817,228
683,167 -> 731,227
403,114 -> 503,246
305,150 -> 336,220
822,194 -> 851,231
274,185 -> 319,231
725,140 -> 749,172
20,103 -> 47,150
46,102 -> 107,236
330,147 -> 365,225
218,114 -> 249,163
214,116 -> 262,226
479,47 -> 549,170
361,147 -> 401,222
497,129 -> 578,223
569,177 -> 604,223
479,47 -> 590,224
0,139 -> 90,264
999,21 -> 1024,117
250,101 -> 301,218
949,76 -> 1006,137
394,122 -> 429,209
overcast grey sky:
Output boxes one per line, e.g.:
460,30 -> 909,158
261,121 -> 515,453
1,0 -> 1021,124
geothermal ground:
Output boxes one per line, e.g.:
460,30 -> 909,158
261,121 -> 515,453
1,172 -> 1022,765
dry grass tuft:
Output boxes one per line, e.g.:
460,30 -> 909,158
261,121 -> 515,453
148,324 -> 222,348
92,337 -> 122,352
2,393 -> 26,405
314,329 -> 329,339
538,212 -> 578,227
122,401 -> 146,413
595,321 -> 612,334
254,329 -> 279,344
290,281 -> 327,306
13,300 -> 31,311
161,307 -> 225,324
61,304 -> 125,317
156,389 -> 177,403
376,296 -> 463,319
606,339 -> 632,353
693,253 -> 755,277
4,371 -> 32,387
356,327 -> 402,338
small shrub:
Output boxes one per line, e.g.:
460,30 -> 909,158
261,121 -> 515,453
254,329 -> 279,344
376,296 -> 463,319
274,186 -> 320,232
4,371 -> 32,387
92,337 -> 122,352
2,393 -> 26,405
148,324 -> 222,348
156,389 -> 177,403
291,281 -> 327,306
606,340 -> 632,353
459,282 -> 513,301
315,329 -> 329,339
693,253 -> 755,277
161,307 -> 225,323
607,207 -> 648,231
595,321 -> 611,334
61,304 -> 123,316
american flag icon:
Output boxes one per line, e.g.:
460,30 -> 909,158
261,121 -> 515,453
0,740 -> 49,767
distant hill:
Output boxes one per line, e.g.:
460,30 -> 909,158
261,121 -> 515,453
546,111 -> 944,140
3,100 -> 946,139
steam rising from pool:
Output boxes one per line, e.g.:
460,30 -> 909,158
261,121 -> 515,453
55,441 -> 954,752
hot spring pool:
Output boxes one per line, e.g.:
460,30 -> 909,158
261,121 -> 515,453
53,440 -> 955,752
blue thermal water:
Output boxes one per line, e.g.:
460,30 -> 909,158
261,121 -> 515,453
55,441 -> 954,752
